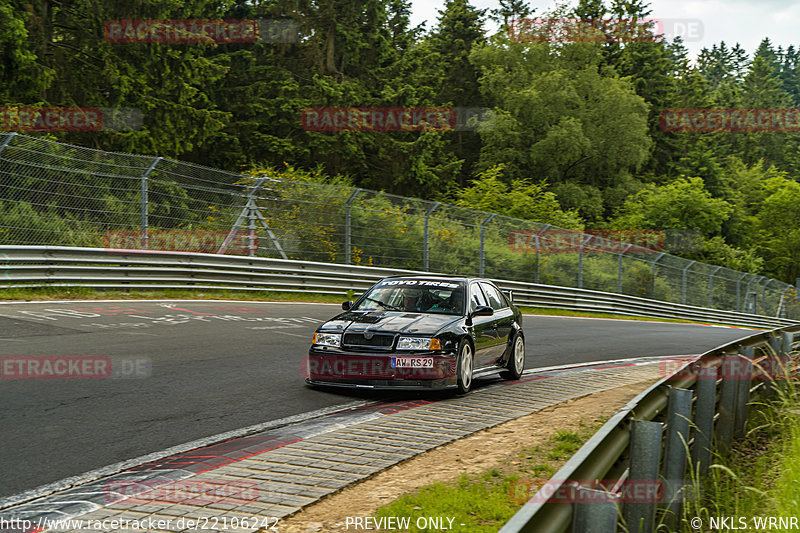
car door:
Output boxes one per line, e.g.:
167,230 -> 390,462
479,282 -> 514,365
468,282 -> 497,368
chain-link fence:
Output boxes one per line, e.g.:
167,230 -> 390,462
1,131 -> 798,318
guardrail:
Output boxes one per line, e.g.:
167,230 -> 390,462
0,246 -> 796,329
500,325 -> 800,533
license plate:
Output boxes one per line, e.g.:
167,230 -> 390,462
391,357 -> 434,368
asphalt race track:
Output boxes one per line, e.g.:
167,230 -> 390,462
0,300 -> 758,498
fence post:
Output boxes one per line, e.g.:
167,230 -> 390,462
344,189 -> 360,264
572,488 -> 619,533
534,224 -> 551,284
0,132 -> 16,156
754,276 -> 772,315
423,202 -> 440,272
577,235 -> 591,289
734,346 -> 754,439
736,272 -> 747,312
777,287 -> 791,318
623,420 -> 662,533
708,266 -> 721,309
661,387 -> 692,529
762,278 -> 773,315
140,157 -> 162,250
650,253 -> 665,299
479,214 -> 495,277
682,260 -> 696,305
743,275 -> 756,312
618,244 -> 632,294
692,363 -> 717,477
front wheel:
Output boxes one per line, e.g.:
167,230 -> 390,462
456,339 -> 474,394
501,333 -> 525,380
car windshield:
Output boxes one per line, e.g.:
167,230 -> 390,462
353,280 -> 466,315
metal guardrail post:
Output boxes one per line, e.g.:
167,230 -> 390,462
708,266 -> 722,309
744,274 -> 757,312
344,189 -> 360,264
423,202 -> 440,272
692,364 -> 717,476
661,387 -> 692,530
618,244 -> 632,294
682,261 -> 696,305
479,214 -> 495,277
763,333 -> 786,396
140,157 -> 162,250
716,354 -> 738,451
572,488 -> 619,533
623,420 -> 662,533
782,331 -> 795,380
734,347 -> 754,439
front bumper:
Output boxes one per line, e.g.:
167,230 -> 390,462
303,349 -> 458,389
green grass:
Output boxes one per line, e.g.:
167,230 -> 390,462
516,305 -> 745,327
373,418 -> 606,532
679,376 -> 800,531
0,286 -> 348,304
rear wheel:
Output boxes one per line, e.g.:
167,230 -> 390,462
456,339 -> 473,394
501,333 -> 525,380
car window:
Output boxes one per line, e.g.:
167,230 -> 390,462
469,283 -> 489,312
480,282 -> 507,310
353,279 -> 465,315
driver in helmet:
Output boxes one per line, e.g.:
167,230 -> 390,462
402,288 -> 423,312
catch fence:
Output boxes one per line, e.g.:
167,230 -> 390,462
0,131 -> 797,319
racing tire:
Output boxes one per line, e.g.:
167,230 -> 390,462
456,339 -> 474,394
500,333 -> 525,381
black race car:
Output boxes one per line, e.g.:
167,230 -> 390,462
304,276 -> 525,393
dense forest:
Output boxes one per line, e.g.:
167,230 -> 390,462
2,0 -> 800,283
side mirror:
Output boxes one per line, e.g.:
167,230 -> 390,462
472,305 -> 494,317
342,301 -> 353,311
466,305 -> 493,326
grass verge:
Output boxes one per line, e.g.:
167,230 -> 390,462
0,287 -> 741,327
679,379 -> 800,531
372,418 -> 606,532
0,286 -> 347,304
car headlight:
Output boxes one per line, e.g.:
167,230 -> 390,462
313,332 -> 341,347
396,337 -> 441,350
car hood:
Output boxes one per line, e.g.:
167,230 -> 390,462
320,311 -> 461,335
